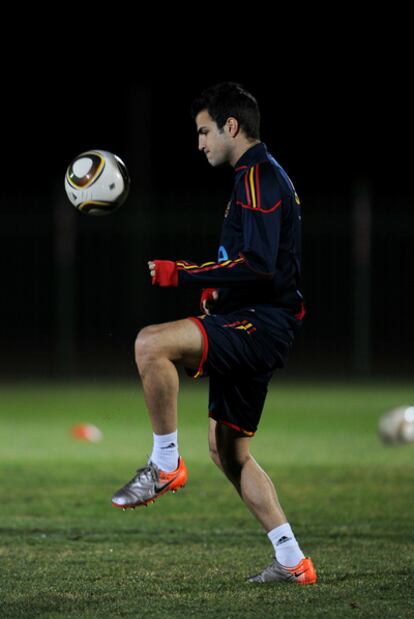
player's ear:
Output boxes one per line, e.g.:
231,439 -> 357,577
226,116 -> 240,138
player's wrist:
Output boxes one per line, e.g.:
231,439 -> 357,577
152,260 -> 178,287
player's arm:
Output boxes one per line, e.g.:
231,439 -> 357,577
149,162 -> 282,287
147,261 -> 217,314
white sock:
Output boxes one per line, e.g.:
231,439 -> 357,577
267,523 -> 305,568
149,431 -> 179,472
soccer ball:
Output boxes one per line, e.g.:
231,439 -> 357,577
64,149 -> 130,215
378,406 -> 414,445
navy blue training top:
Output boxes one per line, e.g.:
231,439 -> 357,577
176,142 -> 305,318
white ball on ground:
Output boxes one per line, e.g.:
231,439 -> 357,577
378,406 -> 414,445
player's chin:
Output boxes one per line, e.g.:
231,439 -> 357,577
208,157 -> 225,168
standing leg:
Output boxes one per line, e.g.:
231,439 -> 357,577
208,419 -> 317,584
209,419 -> 287,531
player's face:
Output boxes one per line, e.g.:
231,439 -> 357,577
196,110 -> 232,167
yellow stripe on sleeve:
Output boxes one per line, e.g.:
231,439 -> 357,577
249,167 -> 257,209
175,257 -> 245,272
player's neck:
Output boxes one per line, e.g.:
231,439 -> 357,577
230,139 -> 261,168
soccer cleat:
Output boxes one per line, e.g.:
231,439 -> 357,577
112,457 -> 187,509
246,556 -> 317,585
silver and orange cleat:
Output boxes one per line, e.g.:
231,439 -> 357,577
112,457 -> 187,509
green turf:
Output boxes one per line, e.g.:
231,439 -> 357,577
0,380 -> 413,618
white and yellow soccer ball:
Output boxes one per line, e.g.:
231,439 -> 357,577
378,406 -> 414,445
64,149 -> 130,215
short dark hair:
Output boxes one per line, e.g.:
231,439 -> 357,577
191,82 -> 260,140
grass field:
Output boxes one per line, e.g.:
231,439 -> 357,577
0,380 -> 413,618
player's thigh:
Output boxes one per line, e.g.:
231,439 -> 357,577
209,418 -> 251,467
136,318 -> 203,368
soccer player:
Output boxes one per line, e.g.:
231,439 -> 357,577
112,82 -> 317,585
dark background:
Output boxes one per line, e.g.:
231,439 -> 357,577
1,30 -> 412,381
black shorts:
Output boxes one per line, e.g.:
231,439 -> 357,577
185,304 -> 303,436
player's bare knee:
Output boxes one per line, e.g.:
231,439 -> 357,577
216,428 -> 251,466
134,325 -> 162,367
221,456 -> 242,480
219,449 -> 251,481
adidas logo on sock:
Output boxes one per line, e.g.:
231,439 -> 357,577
160,442 -> 176,449
276,535 -> 292,546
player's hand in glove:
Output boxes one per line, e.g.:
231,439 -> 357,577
148,260 -> 178,287
200,288 -> 218,315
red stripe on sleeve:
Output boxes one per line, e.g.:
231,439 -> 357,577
236,199 -> 282,213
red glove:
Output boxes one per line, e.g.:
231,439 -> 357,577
200,288 -> 218,314
150,260 -> 179,287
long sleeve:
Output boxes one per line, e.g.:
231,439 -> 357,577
177,162 -> 282,288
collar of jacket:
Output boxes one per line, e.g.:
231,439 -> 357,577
234,142 -> 268,172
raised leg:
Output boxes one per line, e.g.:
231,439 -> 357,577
134,318 -> 203,433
